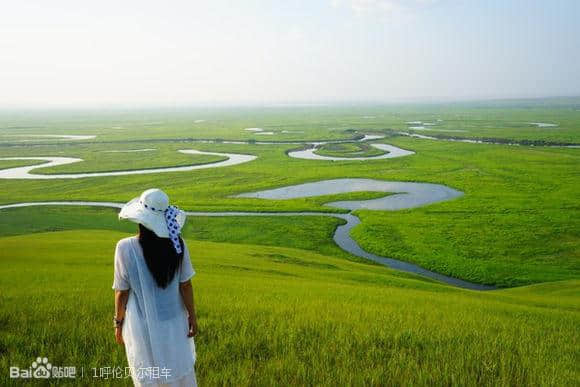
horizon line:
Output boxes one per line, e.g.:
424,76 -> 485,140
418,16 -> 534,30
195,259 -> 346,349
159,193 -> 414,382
1,94 -> 579,112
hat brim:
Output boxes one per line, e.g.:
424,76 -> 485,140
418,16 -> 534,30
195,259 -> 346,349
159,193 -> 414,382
119,197 -> 186,238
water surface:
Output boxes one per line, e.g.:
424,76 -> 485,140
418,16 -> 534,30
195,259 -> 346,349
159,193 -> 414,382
287,144 -> 414,161
0,178 -> 494,290
234,178 -> 462,210
0,150 -> 256,179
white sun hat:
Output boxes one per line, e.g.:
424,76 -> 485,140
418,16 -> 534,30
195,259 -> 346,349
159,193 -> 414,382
119,188 -> 186,241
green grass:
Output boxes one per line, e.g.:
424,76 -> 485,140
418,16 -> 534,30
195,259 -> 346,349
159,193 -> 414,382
0,206 -> 359,262
315,142 -> 386,158
0,135 -> 577,286
390,109 -> 580,143
2,100 -> 579,143
0,142 -> 227,174
0,159 -> 47,169
0,230 -> 578,386
0,103 -> 578,385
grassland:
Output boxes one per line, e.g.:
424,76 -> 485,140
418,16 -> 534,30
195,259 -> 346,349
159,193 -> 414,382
2,99 -> 580,143
0,206 -> 356,262
0,102 -> 578,385
0,230 -> 578,386
0,159 -> 47,170
0,133 -> 577,287
314,142 -> 386,158
0,142 -> 227,175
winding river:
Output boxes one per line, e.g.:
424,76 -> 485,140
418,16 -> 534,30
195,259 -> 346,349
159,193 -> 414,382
2,129 -> 574,289
0,150 -> 257,179
397,131 -> 580,148
0,134 -> 416,179
287,143 -> 414,161
0,133 -> 500,290
0,178 -> 493,291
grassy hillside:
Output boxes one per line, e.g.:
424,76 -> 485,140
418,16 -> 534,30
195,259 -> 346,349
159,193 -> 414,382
0,230 -> 578,386
0,206 -> 356,262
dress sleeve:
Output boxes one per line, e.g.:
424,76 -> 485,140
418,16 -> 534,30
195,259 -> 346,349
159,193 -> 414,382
179,240 -> 195,282
112,240 -> 131,290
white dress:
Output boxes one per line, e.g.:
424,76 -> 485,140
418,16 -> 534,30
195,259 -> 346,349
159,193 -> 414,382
113,236 -> 197,387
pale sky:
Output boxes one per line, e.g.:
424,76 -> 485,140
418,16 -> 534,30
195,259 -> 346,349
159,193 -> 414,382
1,0 -> 579,108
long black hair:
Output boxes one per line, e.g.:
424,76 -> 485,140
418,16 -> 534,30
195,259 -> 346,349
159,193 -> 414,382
138,223 -> 184,288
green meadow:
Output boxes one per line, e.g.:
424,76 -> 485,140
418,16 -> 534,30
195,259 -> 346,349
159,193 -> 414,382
0,101 -> 579,385
315,142 -> 386,158
1,231 -> 578,386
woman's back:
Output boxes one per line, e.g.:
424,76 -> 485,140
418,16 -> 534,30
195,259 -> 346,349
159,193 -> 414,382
113,235 -> 196,386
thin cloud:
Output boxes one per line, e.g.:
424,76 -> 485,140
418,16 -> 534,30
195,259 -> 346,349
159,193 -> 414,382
333,0 -> 442,16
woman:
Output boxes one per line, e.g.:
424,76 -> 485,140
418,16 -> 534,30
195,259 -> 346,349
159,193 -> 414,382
112,188 -> 198,386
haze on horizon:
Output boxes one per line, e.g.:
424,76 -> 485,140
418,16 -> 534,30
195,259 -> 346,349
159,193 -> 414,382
1,0 -> 580,109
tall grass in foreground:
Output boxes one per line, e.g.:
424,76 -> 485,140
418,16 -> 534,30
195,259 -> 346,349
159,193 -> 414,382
1,230 -> 578,386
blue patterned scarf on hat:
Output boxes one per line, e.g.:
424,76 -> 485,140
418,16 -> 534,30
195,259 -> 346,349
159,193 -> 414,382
164,205 -> 183,254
